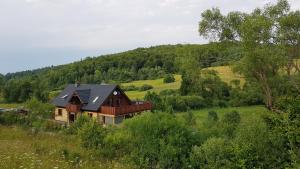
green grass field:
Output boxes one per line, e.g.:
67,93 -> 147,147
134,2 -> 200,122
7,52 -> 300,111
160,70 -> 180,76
177,105 -> 269,127
122,74 -> 182,99
0,126 -> 131,169
122,66 -> 244,99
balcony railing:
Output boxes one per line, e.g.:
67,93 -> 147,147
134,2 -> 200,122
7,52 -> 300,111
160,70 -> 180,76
66,104 -> 81,112
101,102 -> 152,116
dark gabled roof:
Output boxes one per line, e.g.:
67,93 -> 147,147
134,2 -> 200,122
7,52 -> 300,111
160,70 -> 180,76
75,89 -> 91,104
52,84 -> 122,111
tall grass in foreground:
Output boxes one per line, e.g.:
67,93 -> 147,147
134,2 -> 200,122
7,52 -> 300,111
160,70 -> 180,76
0,126 -> 133,169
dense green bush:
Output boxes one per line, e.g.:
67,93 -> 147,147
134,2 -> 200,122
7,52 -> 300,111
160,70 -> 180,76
222,110 -> 241,125
229,82 -> 264,107
159,89 -> 178,96
66,115 -> 91,134
263,99 -> 300,165
144,92 -> 164,111
104,113 -> 199,169
139,84 -> 153,91
183,110 -> 197,126
79,120 -> 107,149
286,102 -> 300,160
221,111 -> 241,138
184,96 -> 208,109
163,74 -> 175,83
25,98 -> 54,120
0,112 -> 27,126
217,100 -> 228,108
207,111 -> 219,122
231,121 -> 292,168
42,120 -> 64,131
162,96 -> 208,112
164,96 -> 188,112
203,111 -> 219,129
189,119 -> 293,169
199,111 -> 222,143
145,93 -> 212,112
0,111 -> 62,132
121,85 -> 139,91
189,137 -> 234,169
189,109 -> 295,169
180,70 -> 231,101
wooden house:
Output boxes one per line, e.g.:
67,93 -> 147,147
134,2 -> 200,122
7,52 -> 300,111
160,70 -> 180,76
52,83 -> 152,125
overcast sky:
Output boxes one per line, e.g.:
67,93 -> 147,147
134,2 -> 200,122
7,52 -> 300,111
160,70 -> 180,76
0,0 -> 299,74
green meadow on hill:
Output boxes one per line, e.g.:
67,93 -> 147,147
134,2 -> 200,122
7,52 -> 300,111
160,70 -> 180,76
123,65 -> 244,99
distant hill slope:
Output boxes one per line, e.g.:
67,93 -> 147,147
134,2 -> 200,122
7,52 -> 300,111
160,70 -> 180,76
1,42 -> 243,103
5,42 -> 242,81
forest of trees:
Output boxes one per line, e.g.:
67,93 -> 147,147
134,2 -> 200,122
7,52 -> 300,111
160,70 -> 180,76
0,42 -> 242,103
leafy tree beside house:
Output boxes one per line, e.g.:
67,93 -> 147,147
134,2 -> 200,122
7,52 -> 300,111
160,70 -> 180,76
198,0 -> 300,111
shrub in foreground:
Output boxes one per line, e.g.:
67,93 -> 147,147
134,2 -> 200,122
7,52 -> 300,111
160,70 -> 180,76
189,137 -> 233,169
66,115 -> 91,134
221,110 -> 241,138
104,113 -> 199,169
79,120 -> 107,149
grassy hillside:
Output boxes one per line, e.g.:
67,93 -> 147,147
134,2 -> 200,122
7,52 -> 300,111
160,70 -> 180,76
207,66 -> 245,86
122,66 -> 244,99
122,75 -> 182,99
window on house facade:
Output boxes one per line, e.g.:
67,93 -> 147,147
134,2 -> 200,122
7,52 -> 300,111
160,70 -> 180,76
116,99 -> 121,107
109,98 -> 113,106
88,113 -> 93,118
58,109 -> 62,116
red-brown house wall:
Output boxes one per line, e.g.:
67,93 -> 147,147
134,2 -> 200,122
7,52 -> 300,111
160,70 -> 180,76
102,89 -> 131,107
